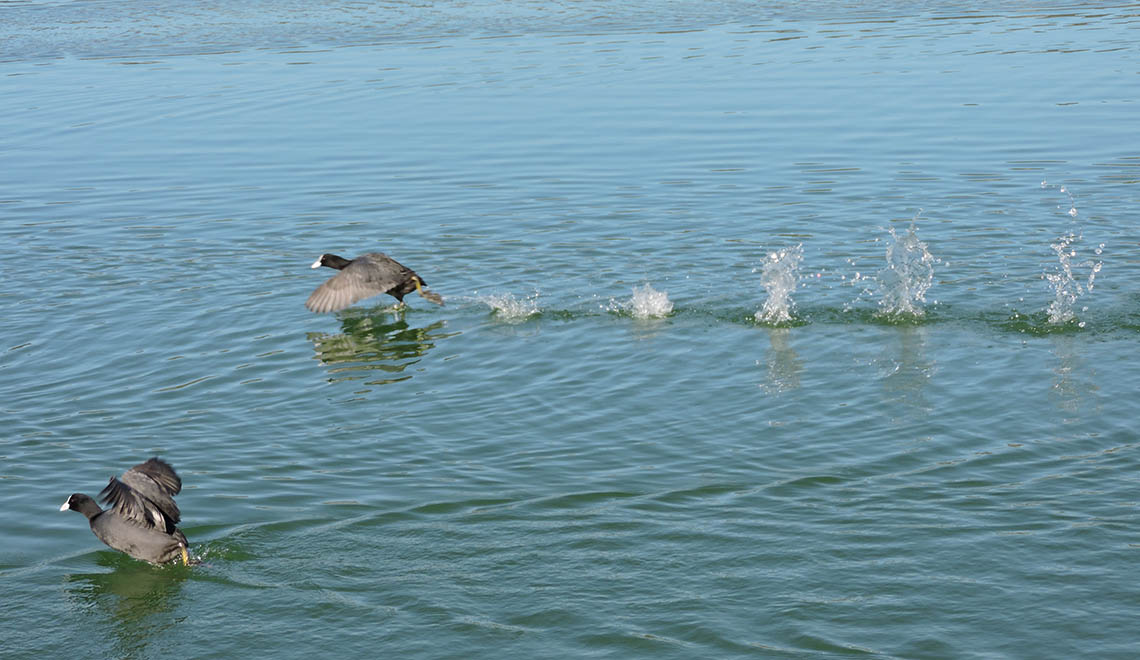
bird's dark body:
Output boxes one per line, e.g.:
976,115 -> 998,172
86,501 -> 188,564
61,458 -> 189,565
307,252 -> 443,313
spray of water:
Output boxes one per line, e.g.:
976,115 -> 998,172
1044,233 -> 1102,326
608,284 -> 673,318
754,244 -> 803,325
1040,182 -> 1102,326
1041,179 -> 1078,217
878,215 -> 936,317
479,291 -> 541,321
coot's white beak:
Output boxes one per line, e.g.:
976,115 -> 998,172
311,258 -> 322,269
59,500 -> 70,511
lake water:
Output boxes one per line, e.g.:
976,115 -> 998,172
3,1 -> 1139,657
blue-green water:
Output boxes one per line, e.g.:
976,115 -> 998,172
3,2 -> 1139,657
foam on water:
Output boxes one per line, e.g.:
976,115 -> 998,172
608,284 -> 673,318
878,217 -> 936,317
478,291 -> 541,322
754,244 -> 803,325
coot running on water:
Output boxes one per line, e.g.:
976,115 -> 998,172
306,252 -> 444,313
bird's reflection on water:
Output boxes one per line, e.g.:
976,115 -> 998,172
307,309 -> 456,385
64,554 -> 189,659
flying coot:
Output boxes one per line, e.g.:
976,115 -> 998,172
306,252 -> 444,313
60,457 -> 190,566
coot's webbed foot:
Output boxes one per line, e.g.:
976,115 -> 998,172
413,277 -> 445,305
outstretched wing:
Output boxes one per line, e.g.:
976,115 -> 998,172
305,253 -> 409,313
99,458 -> 182,533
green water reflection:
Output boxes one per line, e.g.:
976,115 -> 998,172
64,555 -> 189,660
307,312 -> 456,386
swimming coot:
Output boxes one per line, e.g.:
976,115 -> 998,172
306,252 -> 444,313
60,457 -> 189,566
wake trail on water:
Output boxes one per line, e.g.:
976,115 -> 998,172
336,184 -> 1119,334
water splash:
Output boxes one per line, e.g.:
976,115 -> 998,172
1044,233 -> 1102,326
479,291 -> 541,322
608,283 -> 673,318
1040,182 -> 1102,326
1041,179 -> 1078,217
878,215 -> 936,317
754,244 -> 803,325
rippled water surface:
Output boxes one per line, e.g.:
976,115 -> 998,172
3,2 -> 1140,658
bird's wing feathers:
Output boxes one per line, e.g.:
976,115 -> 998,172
99,458 -> 182,533
306,271 -> 384,313
125,457 -> 182,495
305,254 -> 412,313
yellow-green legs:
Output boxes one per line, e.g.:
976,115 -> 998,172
181,546 -> 189,566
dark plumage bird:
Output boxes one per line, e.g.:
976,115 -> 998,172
306,252 -> 444,313
60,457 -> 190,566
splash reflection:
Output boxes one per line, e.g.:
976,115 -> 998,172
1050,335 -> 1100,420
308,314 -> 454,385
759,328 -> 802,394
878,326 -> 933,417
